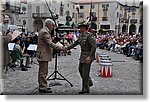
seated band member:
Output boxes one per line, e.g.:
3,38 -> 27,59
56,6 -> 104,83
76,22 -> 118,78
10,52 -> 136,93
13,38 -> 29,71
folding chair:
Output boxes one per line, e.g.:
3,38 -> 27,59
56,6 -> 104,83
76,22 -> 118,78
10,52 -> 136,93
4,49 -> 24,74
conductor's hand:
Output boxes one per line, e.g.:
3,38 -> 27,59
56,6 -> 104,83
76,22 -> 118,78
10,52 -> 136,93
58,46 -> 63,51
59,46 -> 67,52
85,57 -> 92,64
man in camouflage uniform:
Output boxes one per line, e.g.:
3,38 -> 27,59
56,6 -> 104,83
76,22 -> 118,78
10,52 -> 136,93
66,22 -> 96,94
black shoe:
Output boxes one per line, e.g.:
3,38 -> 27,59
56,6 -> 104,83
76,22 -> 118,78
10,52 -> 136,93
39,90 -> 52,93
21,68 -> 28,71
25,66 -> 31,68
47,87 -> 51,90
89,83 -> 93,87
78,91 -> 89,94
67,53 -> 71,55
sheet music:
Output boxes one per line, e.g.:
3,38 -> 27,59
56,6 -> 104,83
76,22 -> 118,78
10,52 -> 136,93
27,44 -> 38,51
8,43 -> 15,51
56,42 -> 63,47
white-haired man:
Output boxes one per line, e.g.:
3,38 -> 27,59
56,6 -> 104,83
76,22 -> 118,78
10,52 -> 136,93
37,18 -> 63,93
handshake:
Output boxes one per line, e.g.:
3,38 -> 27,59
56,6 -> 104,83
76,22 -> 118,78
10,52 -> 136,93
59,46 -> 68,52
56,42 -> 68,52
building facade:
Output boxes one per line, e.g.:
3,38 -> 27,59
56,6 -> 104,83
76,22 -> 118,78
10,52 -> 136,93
1,0 -> 77,32
1,0 -> 142,35
1,0 -> 21,25
31,0 -> 76,32
76,0 -> 142,35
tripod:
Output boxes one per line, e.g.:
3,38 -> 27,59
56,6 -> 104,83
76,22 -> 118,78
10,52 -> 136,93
43,0 -> 73,87
46,50 -> 73,87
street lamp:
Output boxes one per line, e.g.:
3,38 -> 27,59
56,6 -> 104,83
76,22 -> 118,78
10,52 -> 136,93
127,11 -> 131,33
118,17 -> 121,35
21,20 -> 26,33
75,4 -> 80,14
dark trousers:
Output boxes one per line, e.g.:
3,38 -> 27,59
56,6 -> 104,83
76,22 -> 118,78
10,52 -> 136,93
79,62 -> 93,92
20,54 -> 30,67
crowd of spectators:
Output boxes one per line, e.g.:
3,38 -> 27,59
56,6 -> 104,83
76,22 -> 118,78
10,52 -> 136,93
96,32 -> 143,63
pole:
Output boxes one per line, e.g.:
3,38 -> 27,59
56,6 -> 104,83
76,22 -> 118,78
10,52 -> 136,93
98,2 -> 100,30
118,16 -> 120,35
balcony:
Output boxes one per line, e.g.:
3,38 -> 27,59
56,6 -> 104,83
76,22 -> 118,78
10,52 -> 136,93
119,18 -> 129,23
102,17 -> 108,21
130,19 -> 137,24
32,13 -> 58,19
2,4 -> 20,13
125,19 -> 129,23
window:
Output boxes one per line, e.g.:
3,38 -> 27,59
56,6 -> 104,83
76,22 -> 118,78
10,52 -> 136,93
101,25 -> 110,29
120,14 -> 122,17
102,4 -> 105,8
67,4 -> 69,7
6,1 -> 10,10
36,6 -> 40,13
78,13 -> 84,18
92,4 -> 95,9
80,5 -> 84,9
117,12 -> 119,18
72,12 -> 75,18
66,11 -> 70,16
60,1 -> 64,16
52,0 -> 57,3
120,6 -> 122,11
103,9 -> 108,17
102,4 -> 109,18
90,12 -> 96,17
132,12 -> 135,15
60,7 -> 64,16
102,4 -> 109,8
73,5 -> 75,9
132,8 -> 136,12
116,5 -> 118,9
106,4 -> 109,7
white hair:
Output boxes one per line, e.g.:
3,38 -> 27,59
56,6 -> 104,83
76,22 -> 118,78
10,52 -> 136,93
45,18 -> 55,27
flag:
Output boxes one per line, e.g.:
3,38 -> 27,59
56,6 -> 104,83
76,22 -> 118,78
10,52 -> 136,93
20,3 -> 27,14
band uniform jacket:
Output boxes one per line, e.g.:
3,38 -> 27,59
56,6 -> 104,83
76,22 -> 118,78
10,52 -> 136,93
37,27 -> 60,61
67,32 -> 96,63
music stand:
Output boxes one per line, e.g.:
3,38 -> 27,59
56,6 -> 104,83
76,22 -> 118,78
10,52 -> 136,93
4,43 -> 16,73
27,44 -> 38,65
8,43 -> 15,51
46,41 -> 73,87
46,50 -> 73,87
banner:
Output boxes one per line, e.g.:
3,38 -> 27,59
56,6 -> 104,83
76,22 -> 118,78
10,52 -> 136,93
20,3 -> 27,14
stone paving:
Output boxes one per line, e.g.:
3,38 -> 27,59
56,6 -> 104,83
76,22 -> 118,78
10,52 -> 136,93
3,46 -> 143,95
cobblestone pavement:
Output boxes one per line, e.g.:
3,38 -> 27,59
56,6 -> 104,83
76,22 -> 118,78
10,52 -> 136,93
3,46 -> 143,95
